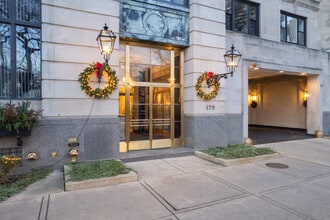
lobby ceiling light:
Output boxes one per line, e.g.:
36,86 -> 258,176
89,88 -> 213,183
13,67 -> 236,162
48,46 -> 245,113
249,63 -> 259,70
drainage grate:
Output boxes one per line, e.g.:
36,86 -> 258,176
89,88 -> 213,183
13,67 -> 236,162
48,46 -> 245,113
265,163 -> 289,169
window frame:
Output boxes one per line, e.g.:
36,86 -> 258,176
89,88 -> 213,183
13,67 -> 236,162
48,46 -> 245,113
139,0 -> 189,7
0,0 -> 41,100
280,11 -> 306,46
159,0 -> 189,7
226,0 -> 260,36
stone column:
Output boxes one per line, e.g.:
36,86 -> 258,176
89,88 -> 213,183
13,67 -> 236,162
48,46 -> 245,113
320,0 -> 330,135
320,0 -> 330,51
184,0 -> 243,150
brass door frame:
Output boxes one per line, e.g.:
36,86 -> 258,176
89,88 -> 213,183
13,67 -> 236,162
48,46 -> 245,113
119,43 -> 184,152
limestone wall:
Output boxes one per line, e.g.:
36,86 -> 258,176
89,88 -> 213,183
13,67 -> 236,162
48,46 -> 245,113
257,0 -> 321,49
3,0 -> 122,172
41,0 -> 119,117
320,0 -> 330,51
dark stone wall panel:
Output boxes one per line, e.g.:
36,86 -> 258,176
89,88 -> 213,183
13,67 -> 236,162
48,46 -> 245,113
184,114 -> 244,150
0,117 -> 120,173
323,111 -> 330,135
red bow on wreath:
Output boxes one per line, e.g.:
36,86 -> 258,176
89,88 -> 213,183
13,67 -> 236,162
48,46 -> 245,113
207,71 -> 214,78
95,62 -> 103,83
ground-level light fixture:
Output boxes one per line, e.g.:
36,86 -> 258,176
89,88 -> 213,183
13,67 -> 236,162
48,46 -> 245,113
303,91 -> 310,107
96,23 -> 116,65
250,95 -> 258,108
207,44 -> 242,87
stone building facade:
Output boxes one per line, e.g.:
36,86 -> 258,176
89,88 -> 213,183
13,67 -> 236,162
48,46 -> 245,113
0,0 -> 329,170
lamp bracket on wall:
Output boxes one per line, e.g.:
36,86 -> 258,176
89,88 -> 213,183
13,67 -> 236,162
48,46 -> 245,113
207,72 -> 232,87
206,44 -> 241,87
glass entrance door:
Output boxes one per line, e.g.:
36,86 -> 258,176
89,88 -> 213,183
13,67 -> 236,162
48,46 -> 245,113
119,44 -> 183,152
129,86 -> 150,150
126,86 -> 171,150
151,87 -> 171,149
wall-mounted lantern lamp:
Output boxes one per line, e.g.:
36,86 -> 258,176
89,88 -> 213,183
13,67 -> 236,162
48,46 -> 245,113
96,23 -> 116,65
207,44 -> 242,87
250,95 -> 258,108
303,92 -> 309,107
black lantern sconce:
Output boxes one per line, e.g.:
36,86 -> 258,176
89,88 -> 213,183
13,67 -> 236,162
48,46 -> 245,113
96,23 -> 116,65
303,92 -> 309,108
207,44 -> 242,87
250,95 -> 258,108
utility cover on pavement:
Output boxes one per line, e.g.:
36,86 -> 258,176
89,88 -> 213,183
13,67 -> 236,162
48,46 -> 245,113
265,163 -> 289,169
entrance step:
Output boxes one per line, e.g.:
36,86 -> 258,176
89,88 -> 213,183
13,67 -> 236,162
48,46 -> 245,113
120,147 -> 194,163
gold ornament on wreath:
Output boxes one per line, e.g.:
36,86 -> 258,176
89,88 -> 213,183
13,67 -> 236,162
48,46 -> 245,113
78,62 -> 118,99
195,71 -> 220,101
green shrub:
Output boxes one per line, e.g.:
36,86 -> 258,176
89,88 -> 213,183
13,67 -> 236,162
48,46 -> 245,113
203,144 -> 275,159
67,159 -> 132,182
0,169 -> 50,202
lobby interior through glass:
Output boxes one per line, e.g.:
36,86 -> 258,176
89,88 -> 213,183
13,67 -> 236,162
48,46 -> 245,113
119,44 -> 184,152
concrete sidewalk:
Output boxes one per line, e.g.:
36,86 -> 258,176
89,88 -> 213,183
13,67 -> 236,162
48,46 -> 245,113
1,138 -> 330,220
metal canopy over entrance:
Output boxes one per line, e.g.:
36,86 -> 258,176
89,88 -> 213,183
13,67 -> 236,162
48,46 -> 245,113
119,44 -> 184,152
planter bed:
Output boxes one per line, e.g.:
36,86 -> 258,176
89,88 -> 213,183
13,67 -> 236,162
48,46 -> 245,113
64,163 -> 138,192
194,151 -> 282,167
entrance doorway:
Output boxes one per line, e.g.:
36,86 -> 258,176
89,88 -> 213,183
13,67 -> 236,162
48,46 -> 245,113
247,66 -> 320,143
248,74 -> 307,129
119,44 -> 183,152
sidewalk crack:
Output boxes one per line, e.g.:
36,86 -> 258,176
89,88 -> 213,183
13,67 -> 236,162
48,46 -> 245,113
38,194 -> 50,220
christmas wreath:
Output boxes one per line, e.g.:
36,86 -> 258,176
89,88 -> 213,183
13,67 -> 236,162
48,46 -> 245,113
78,62 -> 118,99
195,71 -> 220,100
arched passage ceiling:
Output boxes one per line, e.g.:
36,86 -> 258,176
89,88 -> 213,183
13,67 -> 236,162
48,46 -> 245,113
248,67 -> 312,80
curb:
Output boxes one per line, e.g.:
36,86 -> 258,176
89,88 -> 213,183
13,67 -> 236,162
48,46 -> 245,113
194,151 -> 282,167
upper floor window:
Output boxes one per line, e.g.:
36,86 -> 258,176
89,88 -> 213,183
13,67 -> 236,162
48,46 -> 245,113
0,0 -> 41,99
280,11 -> 306,46
226,0 -> 259,36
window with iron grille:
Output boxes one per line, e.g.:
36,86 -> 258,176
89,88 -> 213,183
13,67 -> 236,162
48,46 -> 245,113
0,0 -> 41,99
226,0 -> 259,36
280,11 -> 306,46
0,147 -> 23,167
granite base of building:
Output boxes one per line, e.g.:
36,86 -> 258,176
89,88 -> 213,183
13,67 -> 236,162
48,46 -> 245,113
184,114 -> 243,150
323,111 -> 330,136
0,117 -> 120,173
